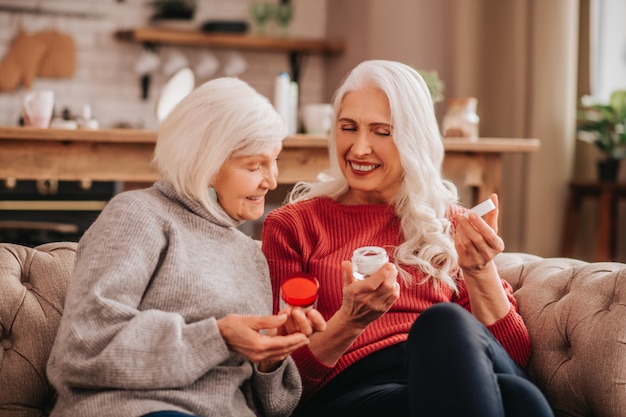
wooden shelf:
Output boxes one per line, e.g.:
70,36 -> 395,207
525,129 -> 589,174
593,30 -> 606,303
442,137 -> 541,153
0,126 -> 541,205
115,27 -> 344,85
115,27 -> 344,54
0,127 -> 540,153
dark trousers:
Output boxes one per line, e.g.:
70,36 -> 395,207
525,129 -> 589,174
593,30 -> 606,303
294,303 -> 554,417
142,412 -> 200,417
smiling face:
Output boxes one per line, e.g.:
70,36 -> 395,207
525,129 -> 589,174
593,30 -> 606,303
336,88 -> 403,205
213,143 -> 282,221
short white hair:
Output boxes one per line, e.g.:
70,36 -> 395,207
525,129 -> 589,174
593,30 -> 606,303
153,77 -> 287,227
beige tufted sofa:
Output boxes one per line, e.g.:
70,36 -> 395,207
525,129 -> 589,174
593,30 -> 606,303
0,242 -> 625,417
0,242 -> 75,417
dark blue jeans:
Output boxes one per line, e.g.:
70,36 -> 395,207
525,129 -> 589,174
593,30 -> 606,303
294,303 -> 554,417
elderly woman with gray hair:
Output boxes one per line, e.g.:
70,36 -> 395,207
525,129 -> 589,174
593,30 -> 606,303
47,77 -> 325,417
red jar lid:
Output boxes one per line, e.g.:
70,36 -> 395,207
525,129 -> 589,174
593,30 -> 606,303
281,274 -> 318,307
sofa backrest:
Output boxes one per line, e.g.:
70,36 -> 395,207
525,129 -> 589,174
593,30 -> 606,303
0,242 -> 77,417
1,243 -> 624,417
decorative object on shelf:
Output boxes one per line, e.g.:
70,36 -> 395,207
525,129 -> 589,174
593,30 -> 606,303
577,89 -> 626,182
200,20 -> 248,33
301,103 -> 333,135
77,104 -> 99,130
274,1 -> 293,37
147,0 -> 196,29
273,71 -> 298,135
417,69 -> 445,103
442,97 -> 480,139
148,0 -> 195,19
21,90 -> 54,129
249,1 -> 272,36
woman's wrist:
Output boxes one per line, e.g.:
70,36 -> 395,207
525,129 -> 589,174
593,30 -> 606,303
257,359 -> 283,373
307,309 -> 365,366
336,306 -> 370,332
461,260 -> 498,280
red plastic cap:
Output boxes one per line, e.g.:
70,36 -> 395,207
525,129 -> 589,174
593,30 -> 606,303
281,274 -> 318,307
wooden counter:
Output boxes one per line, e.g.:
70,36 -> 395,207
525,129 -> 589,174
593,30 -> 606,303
0,126 -> 540,205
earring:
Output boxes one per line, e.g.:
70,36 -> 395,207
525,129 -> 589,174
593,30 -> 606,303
208,187 -> 217,202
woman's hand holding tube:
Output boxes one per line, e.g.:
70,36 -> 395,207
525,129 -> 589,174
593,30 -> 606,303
454,193 -> 510,325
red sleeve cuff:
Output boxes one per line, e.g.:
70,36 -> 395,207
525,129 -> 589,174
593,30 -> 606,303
487,306 -> 532,367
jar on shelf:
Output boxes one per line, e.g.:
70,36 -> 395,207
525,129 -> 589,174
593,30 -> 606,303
442,97 -> 480,139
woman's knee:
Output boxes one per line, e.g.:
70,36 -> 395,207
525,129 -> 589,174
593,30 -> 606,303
497,374 -> 554,417
407,302 -> 490,356
411,303 -> 473,335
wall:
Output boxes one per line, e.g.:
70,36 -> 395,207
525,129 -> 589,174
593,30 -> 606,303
0,0 -> 328,130
325,0 -> 451,118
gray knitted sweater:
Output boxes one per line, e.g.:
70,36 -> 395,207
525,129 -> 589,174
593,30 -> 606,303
47,180 -> 301,417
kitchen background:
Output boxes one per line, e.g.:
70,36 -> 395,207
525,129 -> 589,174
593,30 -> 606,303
0,0 -> 328,129
0,0 -> 625,262
0,0 -> 331,241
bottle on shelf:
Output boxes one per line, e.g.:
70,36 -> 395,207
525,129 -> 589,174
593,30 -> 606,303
273,71 -> 298,135
442,97 -> 479,139
77,104 -> 99,129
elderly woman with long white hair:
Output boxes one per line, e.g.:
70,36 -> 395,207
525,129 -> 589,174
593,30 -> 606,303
262,60 -> 554,417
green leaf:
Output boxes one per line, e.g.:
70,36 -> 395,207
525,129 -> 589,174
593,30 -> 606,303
417,70 -> 445,103
576,89 -> 626,159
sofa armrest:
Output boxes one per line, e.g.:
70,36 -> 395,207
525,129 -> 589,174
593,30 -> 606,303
495,252 -> 626,417
0,242 -> 77,417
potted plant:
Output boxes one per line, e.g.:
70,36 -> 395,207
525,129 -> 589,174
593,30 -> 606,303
418,69 -> 445,104
577,89 -> 626,181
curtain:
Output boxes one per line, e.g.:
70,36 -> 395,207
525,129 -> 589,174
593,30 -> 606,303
326,0 -> 580,257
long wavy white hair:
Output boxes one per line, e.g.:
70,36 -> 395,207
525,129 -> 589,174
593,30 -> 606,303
289,60 -> 461,289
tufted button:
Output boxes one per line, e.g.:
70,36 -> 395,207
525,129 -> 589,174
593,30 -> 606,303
1,339 -> 12,350
22,281 -> 33,290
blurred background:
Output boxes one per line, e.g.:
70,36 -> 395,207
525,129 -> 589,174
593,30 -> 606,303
0,0 -> 624,262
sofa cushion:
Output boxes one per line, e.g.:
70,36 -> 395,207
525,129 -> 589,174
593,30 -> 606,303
495,252 -> 626,417
0,242 -> 77,417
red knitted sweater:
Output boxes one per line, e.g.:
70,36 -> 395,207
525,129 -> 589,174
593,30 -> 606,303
261,197 -> 531,403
